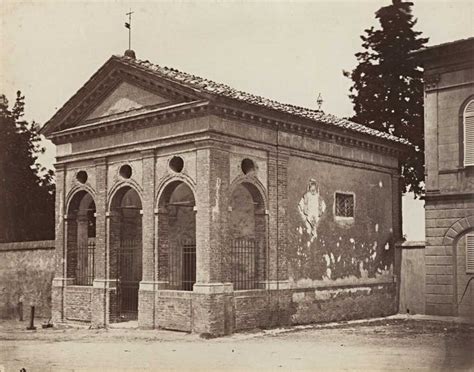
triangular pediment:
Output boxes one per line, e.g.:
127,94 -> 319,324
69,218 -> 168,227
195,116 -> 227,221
86,82 -> 170,121
41,56 -> 205,137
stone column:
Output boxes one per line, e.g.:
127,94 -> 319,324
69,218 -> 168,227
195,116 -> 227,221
51,163 -> 71,323
193,143 -> 233,336
91,158 -> 114,328
266,148 -> 290,289
139,150 -> 157,328
76,213 -> 89,284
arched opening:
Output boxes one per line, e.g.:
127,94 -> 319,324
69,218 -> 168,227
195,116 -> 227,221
109,186 -> 142,320
157,181 -> 196,291
229,182 -> 267,290
66,191 -> 96,286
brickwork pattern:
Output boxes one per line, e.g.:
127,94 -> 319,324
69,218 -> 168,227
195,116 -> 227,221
64,287 -> 92,321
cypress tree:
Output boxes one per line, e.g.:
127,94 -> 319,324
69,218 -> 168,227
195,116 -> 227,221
344,0 -> 428,196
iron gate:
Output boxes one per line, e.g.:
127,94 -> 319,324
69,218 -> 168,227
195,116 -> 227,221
118,238 -> 142,318
75,238 -> 95,286
169,237 -> 196,291
231,238 -> 258,290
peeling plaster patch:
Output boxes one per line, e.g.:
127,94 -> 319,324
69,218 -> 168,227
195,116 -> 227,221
297,226 -> 303,235
290,273 -> 394,288
292,292 -> 305,302
375,224 -> 379,232
325,268 -> 332,279
314,287 -> 372,301
359,262 -> 369,279
323,254 -> 331,267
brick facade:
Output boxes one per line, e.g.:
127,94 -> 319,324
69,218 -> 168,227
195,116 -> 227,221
42,53 -> 408,335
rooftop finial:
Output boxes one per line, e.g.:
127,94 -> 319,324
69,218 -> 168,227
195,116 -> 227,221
124,9 -> 135,58
316,93 -> 324,111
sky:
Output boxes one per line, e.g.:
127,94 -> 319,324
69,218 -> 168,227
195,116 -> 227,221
1,0 -> 473,240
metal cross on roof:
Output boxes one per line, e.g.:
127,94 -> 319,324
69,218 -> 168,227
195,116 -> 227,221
316,93 -> 324,111
125,9 -> 134,50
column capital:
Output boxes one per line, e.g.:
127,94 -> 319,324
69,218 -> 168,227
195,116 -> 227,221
54,162 -> 67,172
140,149 -> 156,159
94,157 -> 107,167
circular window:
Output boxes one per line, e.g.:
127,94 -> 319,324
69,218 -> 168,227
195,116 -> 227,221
119,164 -> 132,179
241,158 -> 256,175
169,156 -> 184,173
76,171 -> 88,184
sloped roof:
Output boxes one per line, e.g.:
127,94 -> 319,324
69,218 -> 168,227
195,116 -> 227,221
116,55 -> 410,145
413,36 -> 474,59
42,53 -> 410,146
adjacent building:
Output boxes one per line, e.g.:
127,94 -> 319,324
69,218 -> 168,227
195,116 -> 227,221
415,37 -> 474,319
41,50 -> 409,335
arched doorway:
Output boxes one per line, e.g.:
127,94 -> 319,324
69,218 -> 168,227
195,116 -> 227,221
157,181 -> 196,291
109,186 -> 142,320
66,191 -> 96,286
229,182 -> 267,290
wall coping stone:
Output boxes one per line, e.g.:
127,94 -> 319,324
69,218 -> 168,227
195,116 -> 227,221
396,241 -> 426,249
0,240 -> 55,252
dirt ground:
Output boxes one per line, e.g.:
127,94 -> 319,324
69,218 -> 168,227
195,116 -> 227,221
0,317 -> 473,372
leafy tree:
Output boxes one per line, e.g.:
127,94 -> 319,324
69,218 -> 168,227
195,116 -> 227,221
344,0 -> 428,197
0,91 -> 55,242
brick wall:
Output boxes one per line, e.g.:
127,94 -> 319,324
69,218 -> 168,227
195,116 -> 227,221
0,240 -> 55,318
64,286 -> 92,321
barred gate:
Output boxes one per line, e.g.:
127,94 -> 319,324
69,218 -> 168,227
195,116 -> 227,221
75,238 -> 95,286
118,239 -> 142,317
231,238 -> 258,290
169,237 -> 196,291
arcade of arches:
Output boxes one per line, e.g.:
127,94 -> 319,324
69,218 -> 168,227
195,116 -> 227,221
57,166 -> 269,327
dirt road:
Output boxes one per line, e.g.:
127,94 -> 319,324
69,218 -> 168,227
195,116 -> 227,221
1,318 -> 473,371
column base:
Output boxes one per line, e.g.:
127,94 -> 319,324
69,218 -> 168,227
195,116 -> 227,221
192,282 -> 234,336
91,279 -> 118,328
51,277 -> 74,324
138,281 -> 168,329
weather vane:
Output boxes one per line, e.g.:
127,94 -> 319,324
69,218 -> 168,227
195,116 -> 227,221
316,93 -> 324,111
125,9 -> 134,50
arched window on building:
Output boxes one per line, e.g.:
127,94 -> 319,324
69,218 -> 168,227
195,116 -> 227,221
464,99 -> 474,166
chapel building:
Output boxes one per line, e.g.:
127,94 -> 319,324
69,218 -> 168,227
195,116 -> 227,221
41,50 -> 409,335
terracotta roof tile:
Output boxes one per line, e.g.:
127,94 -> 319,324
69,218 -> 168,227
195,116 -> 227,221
115,55 -> 411,146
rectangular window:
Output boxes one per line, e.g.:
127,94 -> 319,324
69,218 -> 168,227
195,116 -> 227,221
467,234 -> 474,274
335,193 -> 355,218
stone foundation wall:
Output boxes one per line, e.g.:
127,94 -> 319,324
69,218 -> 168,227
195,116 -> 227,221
0,240 -> 55,319
151,281 -> 396,335
64,286 -> 92,322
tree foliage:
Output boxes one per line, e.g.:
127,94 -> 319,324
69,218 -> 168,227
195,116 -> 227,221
0,91 -> 55,242
344,0 -> 428,197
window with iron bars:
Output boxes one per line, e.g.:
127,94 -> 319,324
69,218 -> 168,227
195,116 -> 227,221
335,192 -> 354,218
